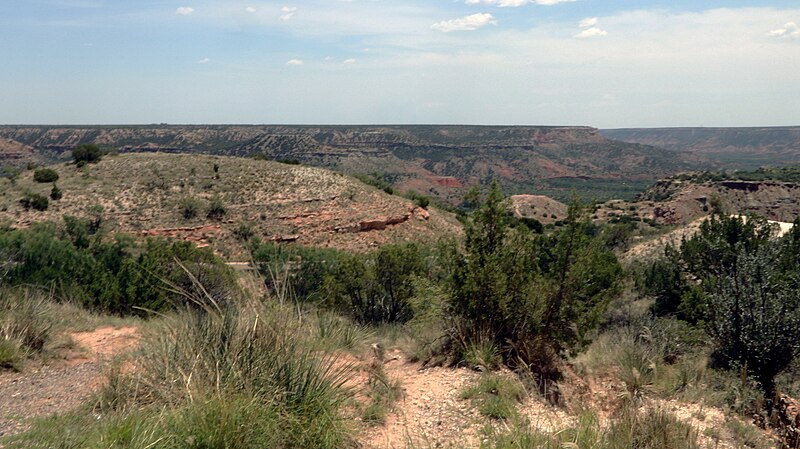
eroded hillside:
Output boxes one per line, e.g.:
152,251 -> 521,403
0,153 -> 462,256
603,126 -> 800,169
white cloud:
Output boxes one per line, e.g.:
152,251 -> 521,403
431,13 -> 495,32
286,59 -> 303,65
245,6 -> 256,13
281,6 -> 296,21
574,26 -> 608,38
767,22 -> 800,37
175,6 -> 194,16
465,0 -> 574,6
197,58 -> 210,64
343,58 -> 356,64
575,17 -> 606,38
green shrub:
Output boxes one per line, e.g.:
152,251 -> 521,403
354,173 -> 394,195
0,221 -> 235,316
49,184 -> 62,201
251,241 -> 345,303
33,168 -> 58,183
206,195 -> 226,219
179,197 -> 201,220
233,222 -> 255,241
72,144 -> 103,164
324,242 -> 426,324
19,192 -> 48,211
404,190 -> 431,209
707,243 -> 800,402
445,182 -> 622,375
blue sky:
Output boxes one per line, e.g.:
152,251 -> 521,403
0,0 -> 798,127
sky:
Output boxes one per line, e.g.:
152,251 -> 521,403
0,0 -> 798,128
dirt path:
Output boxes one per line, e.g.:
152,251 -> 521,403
0,326 -> 139,438
361,350 -> 571,449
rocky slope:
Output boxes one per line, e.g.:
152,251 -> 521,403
602,126 -> 800,169
636,179 -> 800,225
0,153 -> 462,256
0,125 -> 701,202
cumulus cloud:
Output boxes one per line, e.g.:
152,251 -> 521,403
465,0 -> 574,6
175,6 -> 194,16
286,59 -> 303,65
575,17 -> 607,38
245,6 -> 256,13
197,58 -> 210,64
281,6 -> 296,21
343,58 -> 356,64
767,22 -> 800,37
431,13 -> 495,32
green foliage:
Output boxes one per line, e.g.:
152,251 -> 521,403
233,222 -> 255,241
681,213 -> 774,279
445,182 -> 623,374
461,374 -> 526,420
324,243 -> 427,324
251,241 -> 344,303
49,184 -> 62,201
0,289 -> 56,370
707,243 -> 800,400
19,192 -> 48,211
8,300 -> 356,449
32,168 -> 58,183
673,165 -> 800,184
483,407 -> 699,449
0,221 -> 234,316
179,197 -> 201,220
206,195 -> 226,219
72,143 -> 103,164
404,190 -> 431,209
354,172 -> 394,195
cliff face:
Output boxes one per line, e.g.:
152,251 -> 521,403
602,127 -> 800,169
637,179 -> 800,224
0,125 -> 699,202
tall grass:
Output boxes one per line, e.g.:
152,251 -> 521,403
8,286 -> 359,448
484,406 -> 699,449
0,288 -> 56,369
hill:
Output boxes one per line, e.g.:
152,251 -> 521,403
602,126 -> 800,169
0,153 -> 461,256
0,125 -> 702,202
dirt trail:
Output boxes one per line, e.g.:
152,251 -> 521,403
361,350 -> 571,449
0,326 -> 139,438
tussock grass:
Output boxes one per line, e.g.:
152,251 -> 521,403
461,374 -> 527,421
7,288 -> 359,448
0,288 -> 57,369
483,406 -> 699,449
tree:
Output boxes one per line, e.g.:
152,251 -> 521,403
49,184 -> 62,201
324,243 -> 425,324
19,192 -> 48,211
445,182 -> 622,374
33,168 -> 59,183
72,144 -> 103,165
707,243 -> 800,404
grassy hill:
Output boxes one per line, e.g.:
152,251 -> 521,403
0,153 -> 462,257
0,125 -> 703,202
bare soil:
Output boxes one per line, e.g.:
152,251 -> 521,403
0,327 -> 139,438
